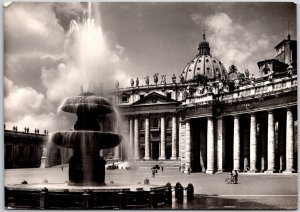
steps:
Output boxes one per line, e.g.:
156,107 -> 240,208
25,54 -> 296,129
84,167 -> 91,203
130,160 -> 181,169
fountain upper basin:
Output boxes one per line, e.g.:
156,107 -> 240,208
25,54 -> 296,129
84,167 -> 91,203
61,93 -> 114,114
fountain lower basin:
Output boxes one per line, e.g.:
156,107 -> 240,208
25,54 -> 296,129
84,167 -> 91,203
5,183 -> 168,209
52,131 -> 122,149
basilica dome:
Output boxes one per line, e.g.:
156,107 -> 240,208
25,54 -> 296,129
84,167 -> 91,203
181,34 -> 227,82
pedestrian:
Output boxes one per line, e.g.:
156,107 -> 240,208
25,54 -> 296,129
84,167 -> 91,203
161,166 -> 164,172
152,169 -> 155,177
232,170 -> 238,184
61,166 -> 64,172
188,166 -> 191,174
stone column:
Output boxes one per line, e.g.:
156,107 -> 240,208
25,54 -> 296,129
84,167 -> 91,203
134,115 -> 139,160
233,115 -> 240,171
179,118 -> 186,172
178,117 -> 182,158
184,120 -> 191,173
206,117 -> 215,174
217,117 -> 225,173
129,117 -> 134,160
113,146 -> 119,160
159,114 -> 166,160
250,113 -> 258,172
171,114 -> 177,160
284,107 -> 295,173
144,114 -> 150,160
266,110 -> 275,173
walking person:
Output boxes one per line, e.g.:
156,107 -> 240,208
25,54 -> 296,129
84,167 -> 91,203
161,166 -> 164,172
232,170 -> 238,184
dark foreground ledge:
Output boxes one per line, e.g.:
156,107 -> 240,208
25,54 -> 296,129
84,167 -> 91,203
5,184 -> 169,209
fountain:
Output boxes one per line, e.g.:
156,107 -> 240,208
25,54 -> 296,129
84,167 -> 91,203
5,3 -> 169,209
51,92 -> 121,186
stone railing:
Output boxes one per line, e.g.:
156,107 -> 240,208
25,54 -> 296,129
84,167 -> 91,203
220,75 -> 297,102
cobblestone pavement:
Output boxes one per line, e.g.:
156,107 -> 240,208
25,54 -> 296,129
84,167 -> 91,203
4,167 -> 298,209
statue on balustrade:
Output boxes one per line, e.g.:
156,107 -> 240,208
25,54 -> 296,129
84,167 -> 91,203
136,78 -> 139,87
179,73 -> 184,83
245,69 -> 250,78
218,81 -> 224,93
172,74 -> 176,84
153,73 -> 159,86
115,80 -> 119,90
251,74 -> 255,86
161,75 -> 166,85
287,65 -> 293,78
145,76 -> 149,86
130,78 -> 134,87
268,70 -> 274,81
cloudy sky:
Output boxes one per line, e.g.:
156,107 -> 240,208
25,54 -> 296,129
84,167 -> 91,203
3,2 -> 296,132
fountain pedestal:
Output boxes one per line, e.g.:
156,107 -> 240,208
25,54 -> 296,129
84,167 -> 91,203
69,154 -> 106,186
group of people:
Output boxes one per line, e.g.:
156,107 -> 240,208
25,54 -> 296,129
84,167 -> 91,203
151,164 -> 164,177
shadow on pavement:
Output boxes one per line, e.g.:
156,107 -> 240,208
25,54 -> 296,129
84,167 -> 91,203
161,194 -> 297,210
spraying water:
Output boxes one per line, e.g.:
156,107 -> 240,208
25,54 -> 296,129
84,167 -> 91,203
64,2 -> 107,93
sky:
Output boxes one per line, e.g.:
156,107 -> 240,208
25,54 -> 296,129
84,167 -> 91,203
3,2 -> 297,132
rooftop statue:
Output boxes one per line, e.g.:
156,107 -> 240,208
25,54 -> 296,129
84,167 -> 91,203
153,73 -> 159,86
161,75 -> 166,85
245,69 -> 250,78
145,76 -> 149,86
268,70 -> 274,81
179,73 -> 184,83
130,78 -> 134,87
251,74 -> 255,86
136,78 -> 139,87
172,74 -> 176,84
115,80 -> 119,89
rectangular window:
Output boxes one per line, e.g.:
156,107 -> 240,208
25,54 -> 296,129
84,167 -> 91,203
19,146 -> 24,161
167,92 -> 172,99
122,96 -> 128,102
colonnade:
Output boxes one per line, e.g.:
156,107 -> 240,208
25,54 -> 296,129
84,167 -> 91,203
180,107 -> 297,174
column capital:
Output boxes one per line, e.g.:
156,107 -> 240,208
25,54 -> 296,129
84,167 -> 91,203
159,113 -> 166,118
141,113 -> 150,118
232,114 -> 240,119
169,111 -> 177,116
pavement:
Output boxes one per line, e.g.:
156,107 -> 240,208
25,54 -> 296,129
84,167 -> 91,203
4,167 -> 298,209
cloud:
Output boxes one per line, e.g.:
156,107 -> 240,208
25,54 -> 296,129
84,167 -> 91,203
191,12 -> 271,76
4,76 -> 75,132
4,3 -> 65,58
4,77 -> 45,123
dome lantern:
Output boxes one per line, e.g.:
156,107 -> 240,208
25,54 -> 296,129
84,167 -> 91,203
198,34 -> 210,56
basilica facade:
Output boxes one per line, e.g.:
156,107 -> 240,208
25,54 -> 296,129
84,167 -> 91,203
108,34 -> 297,174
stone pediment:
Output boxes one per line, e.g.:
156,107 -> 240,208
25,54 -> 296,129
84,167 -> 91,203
132,92 -> 178,106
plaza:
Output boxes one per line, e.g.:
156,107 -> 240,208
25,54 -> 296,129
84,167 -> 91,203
4,166 -> 298,209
